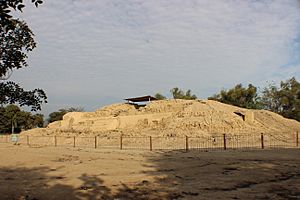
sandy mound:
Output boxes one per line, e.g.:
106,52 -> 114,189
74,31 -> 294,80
23,99 -> 300,137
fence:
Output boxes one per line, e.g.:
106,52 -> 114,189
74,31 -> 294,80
0,132 -> 299,151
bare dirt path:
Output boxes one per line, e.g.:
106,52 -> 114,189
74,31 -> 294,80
0,143 -> 300,200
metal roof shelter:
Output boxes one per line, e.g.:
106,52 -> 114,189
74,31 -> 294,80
124,95 -> 157,102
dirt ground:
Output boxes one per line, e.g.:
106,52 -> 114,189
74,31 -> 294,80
0,144 -> 300,200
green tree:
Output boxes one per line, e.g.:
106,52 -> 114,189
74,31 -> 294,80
0,107 -> 6,132
170,87 -> 197,100
0,0 -> 46,111
4,104 -> 21,133
154,93 -> 166,100
16,112 -> 44,130
208,84 -> 260,109
48,109 -> 68,123
0,104 -> 43,133
48,107 -> 84,123
32,113 -> 44,128
261,77 -> 300,121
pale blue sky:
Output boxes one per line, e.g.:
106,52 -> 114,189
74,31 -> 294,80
10,0 -> 300,116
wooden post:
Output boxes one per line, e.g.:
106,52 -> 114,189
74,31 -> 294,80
296,132 -> 299,147
27,135 -> 29,146
261,133 -> 264,149
223,134 -> 226,150
149,136 -> 152,151
73,136 -> 76,148
5,135 -> 8,143
95,136 -> 97,149
185,136 -> 189,152
120,135 -> 123,150
54,136 -> 57,147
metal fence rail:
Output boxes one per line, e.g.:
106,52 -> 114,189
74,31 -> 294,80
189,136 -> 224,150
97,137 -> 120,149
0,132 -> 299,151
225,134 -> 261,149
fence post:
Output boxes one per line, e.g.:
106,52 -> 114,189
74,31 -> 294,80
95,136 -> 97,149
223,134 -> 226,150
73,136 -> 76,148
54,136 -> 57,147
261,133 -> 264,149
120,135 -> 123,150
296,132 -> 299,147
5,135 -> 8,143
149,136 -> 152,151
27,135 -> 29,146
185,136 -> 189,152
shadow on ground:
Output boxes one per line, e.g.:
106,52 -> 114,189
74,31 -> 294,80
0,149 -> 300,200
143,149 -> 300,199
0,166 -> 176,200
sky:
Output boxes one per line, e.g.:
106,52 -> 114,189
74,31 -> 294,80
10,0 -> 300,116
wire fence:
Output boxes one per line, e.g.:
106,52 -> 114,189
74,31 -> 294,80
0,132 -> 299,151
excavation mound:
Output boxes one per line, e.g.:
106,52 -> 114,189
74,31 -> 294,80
23,99 -> 300,137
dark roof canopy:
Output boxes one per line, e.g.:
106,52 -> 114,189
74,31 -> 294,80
124,95 -> 157,102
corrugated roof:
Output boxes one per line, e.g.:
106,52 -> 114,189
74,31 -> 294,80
124,95 -> 157,102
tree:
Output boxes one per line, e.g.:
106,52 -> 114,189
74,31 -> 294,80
208,84 -> 260,109
3,104 -> 20,133
0,0 -> 46,111
261,77 -> 300,121
48,107 -> 84,123
67,107 -> 84,112
0,81 -> 47,111
208,78 -> 300,121
154,93 -> 166,100
48,109 -> 67,123
16,112 -> 44,130
31,113 -> 44,128
170,87 -> 197,100
0,107 -> 6,132
0,104 -> 44,133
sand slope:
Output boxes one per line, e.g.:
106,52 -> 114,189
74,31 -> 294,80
24,99 -> 300,137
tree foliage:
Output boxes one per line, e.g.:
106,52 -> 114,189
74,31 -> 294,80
48,107 -> 84,123
0,0 -> 46,111
208,84 -> 260,109
154,93 -> 166,100
209,78 -> 300,122
0,104 -> 44,134
261,77 -> 300,121
0,81 -> 46,110
170,87 -> 197,100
